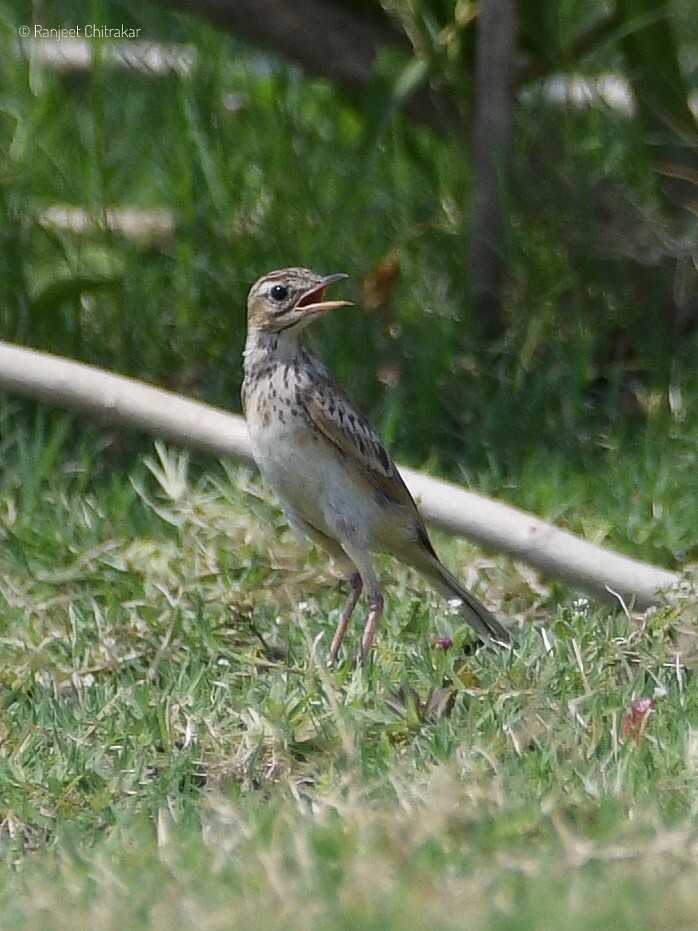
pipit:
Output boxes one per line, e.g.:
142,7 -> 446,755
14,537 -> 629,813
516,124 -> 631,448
242,268 -> 511,663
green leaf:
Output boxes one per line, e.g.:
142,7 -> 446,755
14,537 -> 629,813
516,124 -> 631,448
29,246 -> 125,313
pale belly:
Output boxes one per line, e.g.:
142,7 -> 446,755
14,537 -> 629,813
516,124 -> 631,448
247,414 -> 382,548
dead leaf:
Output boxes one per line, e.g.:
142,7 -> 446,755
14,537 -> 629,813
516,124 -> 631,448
362,248 -> 401,310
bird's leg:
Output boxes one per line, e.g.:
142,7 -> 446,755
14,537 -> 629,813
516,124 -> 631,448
329,570 -> 363,665
359,590 -> 385,664
332,543 -> 385,666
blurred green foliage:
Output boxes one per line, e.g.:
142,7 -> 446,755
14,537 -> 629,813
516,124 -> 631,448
0,7 -> 697,919
0,0 -> 696,492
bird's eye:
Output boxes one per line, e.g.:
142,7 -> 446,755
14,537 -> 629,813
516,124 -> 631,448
270,284 -> 288,302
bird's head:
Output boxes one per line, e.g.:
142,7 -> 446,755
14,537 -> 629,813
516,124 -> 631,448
247,268 -> 351,335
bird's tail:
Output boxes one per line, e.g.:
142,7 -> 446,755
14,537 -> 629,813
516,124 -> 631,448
411,549 -> 512,647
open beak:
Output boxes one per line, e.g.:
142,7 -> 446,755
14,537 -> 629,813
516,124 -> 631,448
295,273 -> 352,317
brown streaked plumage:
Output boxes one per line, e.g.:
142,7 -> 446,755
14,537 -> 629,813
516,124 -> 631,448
242,267 -> 511,663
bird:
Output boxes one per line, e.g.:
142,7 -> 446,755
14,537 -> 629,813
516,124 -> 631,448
241,267 -> 511,663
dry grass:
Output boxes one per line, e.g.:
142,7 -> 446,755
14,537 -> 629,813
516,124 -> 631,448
0,430 -> 696,929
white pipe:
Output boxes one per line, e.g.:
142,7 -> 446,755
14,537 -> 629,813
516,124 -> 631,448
400,467 -> 678,607
0,340 -> 680,608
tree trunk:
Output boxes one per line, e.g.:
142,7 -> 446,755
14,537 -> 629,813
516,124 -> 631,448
467,0 -> 518,341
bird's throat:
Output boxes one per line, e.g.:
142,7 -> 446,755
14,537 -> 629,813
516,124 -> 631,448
243,328 -> 301,369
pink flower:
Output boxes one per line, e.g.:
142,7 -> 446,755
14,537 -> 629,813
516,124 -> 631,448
622,697 -> 656,742
434,636 -> 454,651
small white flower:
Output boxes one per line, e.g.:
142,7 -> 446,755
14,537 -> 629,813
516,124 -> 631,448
572,598 -> 590,617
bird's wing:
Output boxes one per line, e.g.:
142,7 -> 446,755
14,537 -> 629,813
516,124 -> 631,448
300,374 -> 418,514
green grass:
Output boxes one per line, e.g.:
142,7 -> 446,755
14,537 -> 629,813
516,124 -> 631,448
1,0 -> 697,926
0,414 -> 696,929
